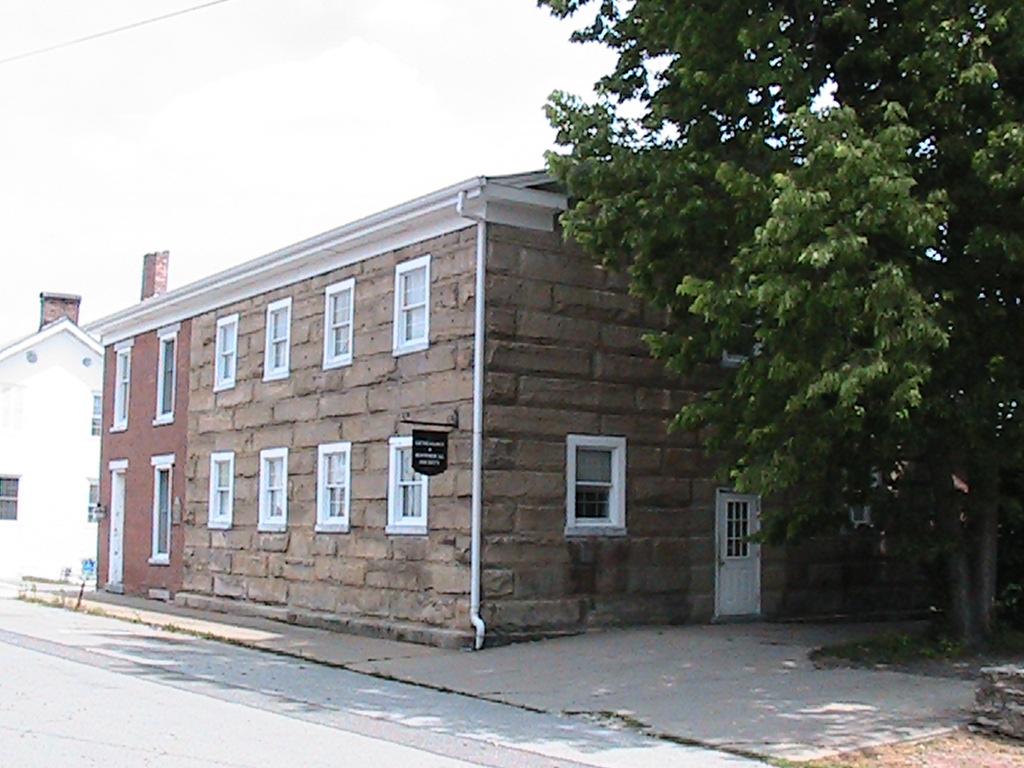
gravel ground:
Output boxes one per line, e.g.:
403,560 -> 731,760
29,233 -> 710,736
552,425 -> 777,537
800,729 -> 1023,768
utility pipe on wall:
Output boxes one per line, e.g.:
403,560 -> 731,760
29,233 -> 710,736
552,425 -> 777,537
456,189 -> 487,650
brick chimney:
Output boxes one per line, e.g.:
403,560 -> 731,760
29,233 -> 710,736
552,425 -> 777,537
39,292 -> 82,330
141,251 -> 170,300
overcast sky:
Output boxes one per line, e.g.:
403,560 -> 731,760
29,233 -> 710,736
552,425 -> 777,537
0,0 -> 612,340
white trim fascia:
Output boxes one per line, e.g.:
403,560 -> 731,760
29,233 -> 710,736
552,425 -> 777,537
108,458 -> 128,471
0,317 -> 102,364
85,174 -> 568,345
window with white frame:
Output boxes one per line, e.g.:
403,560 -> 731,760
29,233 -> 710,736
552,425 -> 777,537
150,454 -> 174,563
392,255 -> 430,355
316,442 -> 351,532
112,340 -> 132,431
87,481 -> 100,523
263,298 -> 292,381
214,314 -> 239,391
387,436 -> 428,534
154,324 -> 179,423
258,447 -> 288,531
90,393 -> 101,436
566,435 -> 627,534
208,452 -> 234,529
0,476 -> 19,521
323,279 -> 355,369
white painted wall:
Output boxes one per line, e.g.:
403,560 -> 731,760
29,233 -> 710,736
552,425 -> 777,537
0,327 -> 102,580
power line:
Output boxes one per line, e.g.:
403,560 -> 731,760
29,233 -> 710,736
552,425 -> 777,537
0,0 -> 237,67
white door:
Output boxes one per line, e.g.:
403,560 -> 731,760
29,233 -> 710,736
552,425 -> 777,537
715,491 -> 761,617
106,468 -> 125,591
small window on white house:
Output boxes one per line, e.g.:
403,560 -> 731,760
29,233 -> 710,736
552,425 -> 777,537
154,324 -> 179,424
323,279 -> 355,369
150,454 -> 174,564
316,442 -> 351,532
208,452 -> 234,530
263,298 -> 292,381
112,341 -> 132,431
849,505 -> 872,527
214,314 -> 239,391
386,436 -> 428,534
91,393 -> 102,436
566,435 -> 627,535
393,255 -> 430,355
258,447 -> 288,532
87,481 -> 100,523
0,476 -> 19,521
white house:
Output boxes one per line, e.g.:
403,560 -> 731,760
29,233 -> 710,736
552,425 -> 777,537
0,294 -> 102,581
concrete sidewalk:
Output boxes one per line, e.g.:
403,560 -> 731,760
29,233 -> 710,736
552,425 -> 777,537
17,582 -> 976,762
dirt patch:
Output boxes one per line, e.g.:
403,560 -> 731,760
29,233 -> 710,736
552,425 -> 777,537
797,729 -> 1023,768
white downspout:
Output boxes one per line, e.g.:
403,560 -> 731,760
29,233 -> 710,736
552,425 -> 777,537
457,189 -> 487,650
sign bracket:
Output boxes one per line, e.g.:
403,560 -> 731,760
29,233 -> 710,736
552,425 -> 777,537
400,410 -> 459,430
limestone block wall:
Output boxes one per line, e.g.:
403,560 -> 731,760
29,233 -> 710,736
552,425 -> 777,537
480,224 -> 719,637
183,227 -> 478,631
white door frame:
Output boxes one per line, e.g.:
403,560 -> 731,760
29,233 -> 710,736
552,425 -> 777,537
106,461 -> 126,592
714,489 -> 762,618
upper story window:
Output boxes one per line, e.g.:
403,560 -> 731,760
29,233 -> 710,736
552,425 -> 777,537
0,476 -> 18,521
258,447 -> 288,532
565,434 -> 627,536
393,254 -> 430,355
154,323 -> 179,424
263,298 -> 292,381
316,442 -> 351,532
323,279 -> 355,369
214,314 -> 239,391
112,339 -> 133,431
90,393 -> 102,436
150,454 -> 175,564
386,436 -> 428,535
208,451 -> 235,530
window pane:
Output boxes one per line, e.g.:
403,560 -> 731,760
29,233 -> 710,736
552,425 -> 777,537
576,448 -> 612,483
156,469 -> 171,555
575,487 -> 610,519
403,268 -> 426,306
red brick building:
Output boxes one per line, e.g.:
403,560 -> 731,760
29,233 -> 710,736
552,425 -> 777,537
93,252 -> 190,598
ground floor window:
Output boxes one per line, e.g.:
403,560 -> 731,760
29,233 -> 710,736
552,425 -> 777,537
208,452 -> 234,529
258,447 -> 288,532
87,481 -> 100,522
150,455 -> 175,564
565,435 -> 626,535
316,442 -> 351,532
0,476 -> 18,520
386,436 -> 427,534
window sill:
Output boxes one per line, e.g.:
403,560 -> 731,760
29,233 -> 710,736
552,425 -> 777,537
262,370 -> 290,383
315,522 -> 350,534
392,340 -> 429,357
148,556 -> 170,566
152,415 -> 174,426
213,381 -> 236,393
257,522 -> 287,533
385,524 -> 427,536
109,424 -> 127,434
207,520 -> 232,530
322,357 -> 352,371
564,525 -> 628,538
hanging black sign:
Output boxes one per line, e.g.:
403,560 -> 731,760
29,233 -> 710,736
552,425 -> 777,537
412,430 -> 448,476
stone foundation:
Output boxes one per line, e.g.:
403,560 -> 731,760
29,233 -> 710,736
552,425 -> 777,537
974,665 -> 1024,739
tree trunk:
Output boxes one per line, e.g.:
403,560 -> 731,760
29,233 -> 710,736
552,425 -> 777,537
973,477 -> 1000,637
932,453 -> 989,649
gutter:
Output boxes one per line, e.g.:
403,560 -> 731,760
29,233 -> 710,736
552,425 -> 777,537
457,189 -> 487,651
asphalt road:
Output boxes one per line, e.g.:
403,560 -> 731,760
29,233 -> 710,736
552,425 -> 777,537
0,592 -> 761,768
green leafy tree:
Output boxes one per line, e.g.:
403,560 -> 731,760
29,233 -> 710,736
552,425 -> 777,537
541,0 -> 1024,647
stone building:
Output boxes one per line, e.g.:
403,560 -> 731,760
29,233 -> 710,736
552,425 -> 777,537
88,172 -> 927,648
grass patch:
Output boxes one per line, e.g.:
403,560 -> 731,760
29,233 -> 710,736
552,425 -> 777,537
811,625 -> 1024,668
